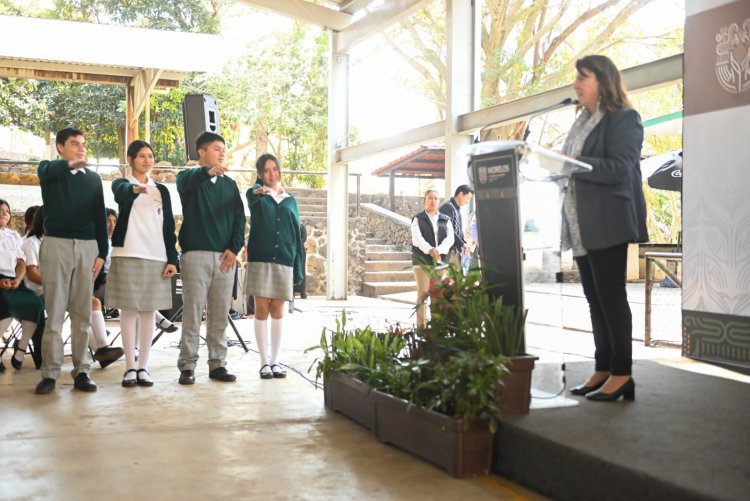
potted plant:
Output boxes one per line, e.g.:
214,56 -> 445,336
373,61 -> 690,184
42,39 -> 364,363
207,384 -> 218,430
425,264 -> 538,415
307,263 -> 533,477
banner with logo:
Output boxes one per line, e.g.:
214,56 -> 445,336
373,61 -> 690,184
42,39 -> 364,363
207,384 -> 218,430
683,0 -> 750,369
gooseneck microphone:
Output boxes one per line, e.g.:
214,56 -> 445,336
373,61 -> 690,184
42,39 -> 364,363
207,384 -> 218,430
523,97 -> 579,141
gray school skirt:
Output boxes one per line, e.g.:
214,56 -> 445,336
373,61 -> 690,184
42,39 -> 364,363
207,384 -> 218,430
105,257 -> 172,311
245,261 -> 293,301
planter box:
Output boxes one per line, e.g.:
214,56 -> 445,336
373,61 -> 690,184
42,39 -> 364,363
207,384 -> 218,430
372,390 -> 494,478
323,371 -> 376,432
501,354 -> 539,415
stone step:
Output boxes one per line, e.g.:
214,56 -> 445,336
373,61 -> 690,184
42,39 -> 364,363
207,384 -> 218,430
297,203 -> 328,211
365,260 -> 412,272
366,244 -> 404,252
366,238 -> 387,245
299,210 -> 327,216
366,251 -> 412,261
287,188 -> 327,197
362,281 -> 417,297
364,270 -> 415,282
295,198 -> 328,206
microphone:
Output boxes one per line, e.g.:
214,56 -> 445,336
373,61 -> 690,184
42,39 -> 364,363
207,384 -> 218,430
523,98 -> 579,141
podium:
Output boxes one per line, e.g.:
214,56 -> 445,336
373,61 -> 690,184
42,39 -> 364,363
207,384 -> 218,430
467,141 -> 591,350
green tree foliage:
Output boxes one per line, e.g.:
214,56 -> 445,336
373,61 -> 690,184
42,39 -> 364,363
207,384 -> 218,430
197,23 -> 329,187
0,0 -> 219,163
49,0 -> 220,33
383,0 -> 684,139
146,88 -> 190,165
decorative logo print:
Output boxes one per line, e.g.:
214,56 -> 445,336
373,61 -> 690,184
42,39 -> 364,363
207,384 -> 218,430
715,18 -> 750,94
478,166 -> 488,185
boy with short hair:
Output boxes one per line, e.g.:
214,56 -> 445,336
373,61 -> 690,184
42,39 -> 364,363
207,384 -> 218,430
35,128 -> 108,394
176,132 -> 245,384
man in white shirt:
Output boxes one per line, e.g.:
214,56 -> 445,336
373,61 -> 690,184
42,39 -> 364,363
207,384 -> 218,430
410,190 -> 454,328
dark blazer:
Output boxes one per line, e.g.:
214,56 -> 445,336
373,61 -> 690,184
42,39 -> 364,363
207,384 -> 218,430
574,107 -> 648,251
439,198 -> 465,253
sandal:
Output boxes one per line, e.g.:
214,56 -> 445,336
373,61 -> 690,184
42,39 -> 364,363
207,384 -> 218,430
259,364 -> 273,379
122,369 -> 137,388
136,368 -> 154,387
270,363 -> 287,379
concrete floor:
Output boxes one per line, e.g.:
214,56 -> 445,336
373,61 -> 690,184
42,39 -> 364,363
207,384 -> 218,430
0,296 -> 548,501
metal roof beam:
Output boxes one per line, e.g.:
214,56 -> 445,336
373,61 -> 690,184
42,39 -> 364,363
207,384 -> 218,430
336,121 -> 444,164
336,0 -> 433,51
337,55 -> 683,165
338,0 -> 379,15
458,54 -> 683,133
236,0 -> 354,31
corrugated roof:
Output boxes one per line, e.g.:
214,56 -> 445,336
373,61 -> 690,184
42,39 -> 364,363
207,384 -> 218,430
372,146 -> 445,178
0,15 -> 223,81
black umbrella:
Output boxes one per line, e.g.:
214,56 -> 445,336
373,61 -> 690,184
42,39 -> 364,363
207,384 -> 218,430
647,151 -> 682,192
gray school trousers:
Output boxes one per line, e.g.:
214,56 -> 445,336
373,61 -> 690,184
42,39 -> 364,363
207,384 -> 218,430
177,251 -> 234,372
40,237 -> 98,379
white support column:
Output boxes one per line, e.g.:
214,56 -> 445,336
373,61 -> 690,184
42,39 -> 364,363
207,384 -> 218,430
327,33 -> 350,300
443,0 -> 477,197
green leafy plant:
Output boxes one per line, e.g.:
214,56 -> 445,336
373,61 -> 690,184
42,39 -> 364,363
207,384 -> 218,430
308,263 -> 527,433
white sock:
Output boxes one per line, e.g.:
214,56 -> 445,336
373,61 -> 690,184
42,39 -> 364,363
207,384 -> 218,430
154,310 -> 172,328
121,310 -> 138,371
90,309 -> 108,350
0,318 -> 12,336
137,311 -> 155,370
254,318 -> 269,366
15,320 -> 37,361
270,317 -> 283,366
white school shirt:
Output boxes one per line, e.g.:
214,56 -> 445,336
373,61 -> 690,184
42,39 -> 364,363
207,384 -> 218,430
111,175 -> 167,262
0,227 -> 25,277
410,211 -> 454,256
267,187 -> 290,204
22,235 -> 43,296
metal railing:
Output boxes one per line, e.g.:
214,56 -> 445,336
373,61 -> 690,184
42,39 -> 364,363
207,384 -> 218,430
0,161 -> 362,216
644,251 -> 682,346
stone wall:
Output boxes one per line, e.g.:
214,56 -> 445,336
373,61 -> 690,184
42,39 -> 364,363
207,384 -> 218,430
356,193 -> 423,219
360,203 -> 411,249
301,216 -> 367,296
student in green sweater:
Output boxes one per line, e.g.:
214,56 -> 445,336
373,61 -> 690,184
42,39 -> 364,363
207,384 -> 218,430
246,154 -> 304,379
35,128 -> 108,395
176,132 -> 245,385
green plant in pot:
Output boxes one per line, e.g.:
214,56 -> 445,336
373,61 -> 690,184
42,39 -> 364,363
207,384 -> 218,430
308,262 -> 530,432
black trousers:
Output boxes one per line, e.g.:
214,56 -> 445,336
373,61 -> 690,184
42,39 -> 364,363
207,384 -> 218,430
575,243 -> 632,376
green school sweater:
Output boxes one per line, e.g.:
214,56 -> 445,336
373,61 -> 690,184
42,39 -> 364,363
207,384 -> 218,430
37,160 -> 108,259
176,167 -> 246,254
246,184 -> 304,284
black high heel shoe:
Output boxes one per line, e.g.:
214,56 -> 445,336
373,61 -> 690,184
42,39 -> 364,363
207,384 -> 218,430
586,378 -> 635,401
570,378 -> 606,396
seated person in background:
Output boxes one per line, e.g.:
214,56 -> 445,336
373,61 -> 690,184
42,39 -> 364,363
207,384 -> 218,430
22,205 -> 41,239
0,199 -> 45,371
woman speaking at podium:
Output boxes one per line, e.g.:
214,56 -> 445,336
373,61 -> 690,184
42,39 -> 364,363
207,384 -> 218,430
561,55 -> 647,402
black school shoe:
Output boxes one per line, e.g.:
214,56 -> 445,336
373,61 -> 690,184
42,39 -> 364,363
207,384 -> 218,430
93,346 -> 124,369
73,373 -> 97,392
35,378 -> 56,394
178,369 -> 195,385
208,367 -> 237,382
